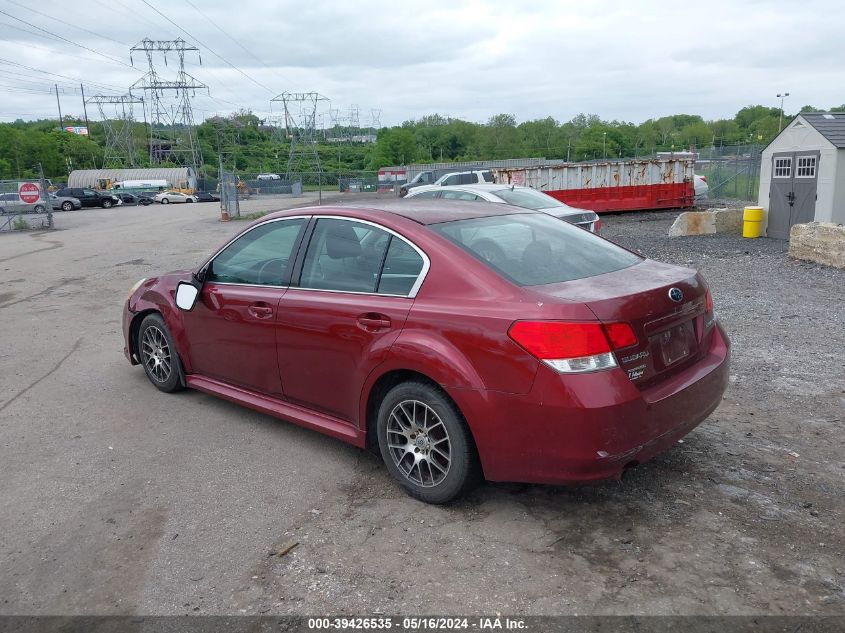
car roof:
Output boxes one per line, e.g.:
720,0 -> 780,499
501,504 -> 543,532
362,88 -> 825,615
410,183 -> 532,194
264,199 -> 536,226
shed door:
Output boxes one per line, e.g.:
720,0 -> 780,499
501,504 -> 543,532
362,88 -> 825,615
767,151 -> 819,239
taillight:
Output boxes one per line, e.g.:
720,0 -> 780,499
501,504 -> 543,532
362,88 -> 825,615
705,290 -> 713,313
700,176 -> 707,183
508,321 -> 637,374
593,218 -> 602,233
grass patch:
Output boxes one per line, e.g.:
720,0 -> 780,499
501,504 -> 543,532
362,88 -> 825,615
12,216 -> 28,230
231,211 -> 270,222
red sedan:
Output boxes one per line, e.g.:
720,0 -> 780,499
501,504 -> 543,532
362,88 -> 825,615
123,201 -> 730,503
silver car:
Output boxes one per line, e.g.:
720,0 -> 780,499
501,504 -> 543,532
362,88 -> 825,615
0,192 -> 47,215
50,193 -> 82,212
404,183 -> 602,233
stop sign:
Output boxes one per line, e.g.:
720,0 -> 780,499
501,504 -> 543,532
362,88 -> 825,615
18,182 -> 40,204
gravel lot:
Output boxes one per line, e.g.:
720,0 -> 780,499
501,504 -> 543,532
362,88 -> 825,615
0,199 -> 843,616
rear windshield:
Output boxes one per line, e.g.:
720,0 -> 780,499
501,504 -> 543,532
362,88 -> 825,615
492,187 -> 562,210
431,213 -> 641,286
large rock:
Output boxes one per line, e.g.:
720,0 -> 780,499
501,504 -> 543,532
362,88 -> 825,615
668,208 -> 743,237
789,222 -> 845,269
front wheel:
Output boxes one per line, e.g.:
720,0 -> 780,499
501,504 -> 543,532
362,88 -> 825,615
34,204 -> 46,213
61,201 -> 73,211
101,199 -> 113,208
160,198 -> 169,204
137,313 -> 184,393
377,381 -> 480,504
186,198 -> 193,203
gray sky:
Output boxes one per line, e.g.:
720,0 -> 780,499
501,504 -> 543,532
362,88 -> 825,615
0,0 -> 842,125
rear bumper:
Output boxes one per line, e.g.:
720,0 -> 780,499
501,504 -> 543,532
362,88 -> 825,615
461,323 -> 730,485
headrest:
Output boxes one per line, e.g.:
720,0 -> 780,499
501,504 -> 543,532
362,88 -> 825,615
325,222 -> 363,259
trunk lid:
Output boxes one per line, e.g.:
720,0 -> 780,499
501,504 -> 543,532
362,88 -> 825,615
532,259 -> 714,387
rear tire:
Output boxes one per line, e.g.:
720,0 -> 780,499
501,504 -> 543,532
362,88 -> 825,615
61,201 -> 73,211
137,313 -> 184,393
161,198 -> 169,204
377,381 -> 480,504
34,204 -> 45,214
186,198 -> 193,203
101,199 -> 113,209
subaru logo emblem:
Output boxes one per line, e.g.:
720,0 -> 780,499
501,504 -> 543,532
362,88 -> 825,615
668,287 -> 683,303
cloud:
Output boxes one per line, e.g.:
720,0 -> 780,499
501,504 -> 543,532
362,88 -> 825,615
0,0 -> 842,124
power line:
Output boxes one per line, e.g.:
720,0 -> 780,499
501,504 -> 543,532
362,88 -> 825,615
140,0 -> 276,95
183,0 -> 292,86
0,9 -> 133,68
5,0 -> 127,47
0,57 -> 127,92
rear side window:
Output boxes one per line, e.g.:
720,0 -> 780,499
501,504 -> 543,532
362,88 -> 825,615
300,219 -> 391,293
378,237 -> 425,295
431,213 -> 641,286
441,190 -> 479,201
482,171 -> 495,183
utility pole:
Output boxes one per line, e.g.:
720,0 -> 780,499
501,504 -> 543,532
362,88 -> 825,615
55,85 -> 64,131
603,132 -> 607,160
80,83 -> 90,135
37,162 -> 53,229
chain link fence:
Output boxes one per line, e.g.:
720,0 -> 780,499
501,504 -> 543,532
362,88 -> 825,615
0,175 -> 53,232
694,144 -> 763,202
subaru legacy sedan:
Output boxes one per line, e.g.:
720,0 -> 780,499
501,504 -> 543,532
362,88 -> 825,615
122,201 -> 730,503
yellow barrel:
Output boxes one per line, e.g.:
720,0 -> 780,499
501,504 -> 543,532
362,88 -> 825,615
743,206 -> 765,238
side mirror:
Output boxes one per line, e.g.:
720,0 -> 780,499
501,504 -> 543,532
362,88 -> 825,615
175,282 -> 200,311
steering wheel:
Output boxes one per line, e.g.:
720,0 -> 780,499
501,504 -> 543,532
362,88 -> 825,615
257,258 -> 285,284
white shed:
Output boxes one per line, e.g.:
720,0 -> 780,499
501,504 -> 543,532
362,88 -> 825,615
758,112 -> 845,239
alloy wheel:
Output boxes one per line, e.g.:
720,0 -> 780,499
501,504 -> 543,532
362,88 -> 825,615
386,399 -> 451,487
141,325 -> 172,383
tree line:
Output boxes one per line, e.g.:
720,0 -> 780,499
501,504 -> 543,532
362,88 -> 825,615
1,103 -> 843,181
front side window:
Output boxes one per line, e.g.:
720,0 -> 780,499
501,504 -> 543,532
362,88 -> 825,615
208,218 -> 306,286
410,190 -> 439,199
482,171 -> 495,183
431,213 -> 641,286
442,175 -> 459,186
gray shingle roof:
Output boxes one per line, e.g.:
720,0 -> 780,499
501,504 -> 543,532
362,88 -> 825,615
800,112 -> 845,148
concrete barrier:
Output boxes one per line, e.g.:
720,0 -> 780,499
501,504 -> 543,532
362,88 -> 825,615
668,208 -> 743,237
789,222 -> 845,269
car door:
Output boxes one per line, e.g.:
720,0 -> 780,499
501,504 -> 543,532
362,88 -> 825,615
275,217 -> 428,423
182,217 -> 309,395
76,189 -> 98,207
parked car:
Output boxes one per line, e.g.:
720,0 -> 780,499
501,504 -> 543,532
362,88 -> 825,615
0,192 -> 47,214
406,184 -> 602,233
114,192 -> 140,205
123,201 -> 730,504
154,191 -> 198,204
54,187 -> 120,209
137,192 -> 156,205
694,175 -> 709,200
49,193 -> 81,211
400,169 -> 494,197
195,191 -> 220,203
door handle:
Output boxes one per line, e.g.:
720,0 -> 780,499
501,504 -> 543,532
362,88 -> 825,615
356,313 -> 392,331
248,302 -> 274,319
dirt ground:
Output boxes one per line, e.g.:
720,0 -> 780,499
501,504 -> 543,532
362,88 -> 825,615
0,196 -> 842,616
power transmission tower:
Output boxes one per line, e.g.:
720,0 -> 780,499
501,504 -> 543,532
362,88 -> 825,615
270,91 -> 328,182
86,94 -> 144,167
129,38 -> 207,171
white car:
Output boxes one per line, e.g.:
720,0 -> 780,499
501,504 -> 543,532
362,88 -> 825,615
154,191 -> 198,204
405,183 -> 602,233
694,175 -> 709,200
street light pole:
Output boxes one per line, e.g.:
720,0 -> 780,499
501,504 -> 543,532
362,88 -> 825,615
777,92 -> 790,132
602,132 -> 607,159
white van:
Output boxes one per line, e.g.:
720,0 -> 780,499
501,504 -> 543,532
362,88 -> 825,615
113,180 -> 169,190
